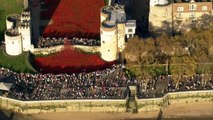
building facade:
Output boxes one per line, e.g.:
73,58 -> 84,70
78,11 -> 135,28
149,0 -> 213,34
173,0 -> 212,31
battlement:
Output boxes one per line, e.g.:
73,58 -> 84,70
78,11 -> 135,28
18,21 -> 30,29
21,11 -> 30,16
6,14 -> 21,29
5,29 -> 20,37
21,11 -> 30,22
114,4 -> 125,12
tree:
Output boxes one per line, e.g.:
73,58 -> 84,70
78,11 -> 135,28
169,55 -> 197,88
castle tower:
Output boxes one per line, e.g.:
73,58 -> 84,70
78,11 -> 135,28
6,14 -> 20,30
100,20 -> 118,61
100,4 -> 136,61
5,29 -> 22,56
5,14 -> 22,56
18,11 -> 32,51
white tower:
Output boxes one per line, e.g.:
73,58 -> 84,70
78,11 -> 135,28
6,15 -> 15,29
18,11 -> 32,51
100,20 -> 118,61
100,4 -> 136,61
5,29 -> 22,56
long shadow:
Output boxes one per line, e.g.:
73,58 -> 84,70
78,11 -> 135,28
37,0 -> 60,38
119,0 -> 150,38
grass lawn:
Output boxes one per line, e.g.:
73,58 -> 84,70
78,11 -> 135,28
0,47 -> 32,73
0,0 -> 23,41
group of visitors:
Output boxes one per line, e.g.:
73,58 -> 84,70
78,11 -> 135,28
37,37 -> 100,48
137,75 -> 166,98
166,75 -> 213,92
0,66 -> 213,100
2,65 -> 129,100
137,74 -> 213,98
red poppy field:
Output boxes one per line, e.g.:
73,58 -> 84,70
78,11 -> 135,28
34,46 -> 115,74
41,0 -> 105,38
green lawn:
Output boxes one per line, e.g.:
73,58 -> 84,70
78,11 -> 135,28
105,0 -> 109,5
0,0 -> 23,41
0,47 -> 32,73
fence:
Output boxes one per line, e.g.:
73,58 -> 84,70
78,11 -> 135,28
0,90 -> 212,114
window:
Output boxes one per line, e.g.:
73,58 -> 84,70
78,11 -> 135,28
177,7 -> 184,12
128,29 -> 133,33
189,13 -> 195,19
12,41 -> 14,44
202,6 -> 207,11
176,13 -> 182,18
189,4 -> 196,11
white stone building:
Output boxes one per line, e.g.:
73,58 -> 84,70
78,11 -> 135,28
4,10 -> 33,56
100,4 -> 136,61
4,4 -> 136,62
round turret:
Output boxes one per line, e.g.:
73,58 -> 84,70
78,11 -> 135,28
100,6 -> 114,23
6,14 -> 20,29
5,29 -> 22,56
100,20 -> 118,62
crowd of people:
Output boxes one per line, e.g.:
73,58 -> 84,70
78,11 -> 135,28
0,68 -> 12,80
166,75 -> 213,92
137,74 -> 213,98
1,65 -> 129,100
0,66 -> 213,100
37,37 -> 100,48
137,75 -> 166,98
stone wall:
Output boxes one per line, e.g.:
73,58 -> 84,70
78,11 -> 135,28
31,45 -> 64,55
0,90 -> 212,114
137,90 -> 213,112
31,45 -> 100,55
0,98 -> 126,114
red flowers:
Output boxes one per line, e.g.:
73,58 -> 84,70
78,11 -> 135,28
41,0 -> 105,38
34,46 -> 115,74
